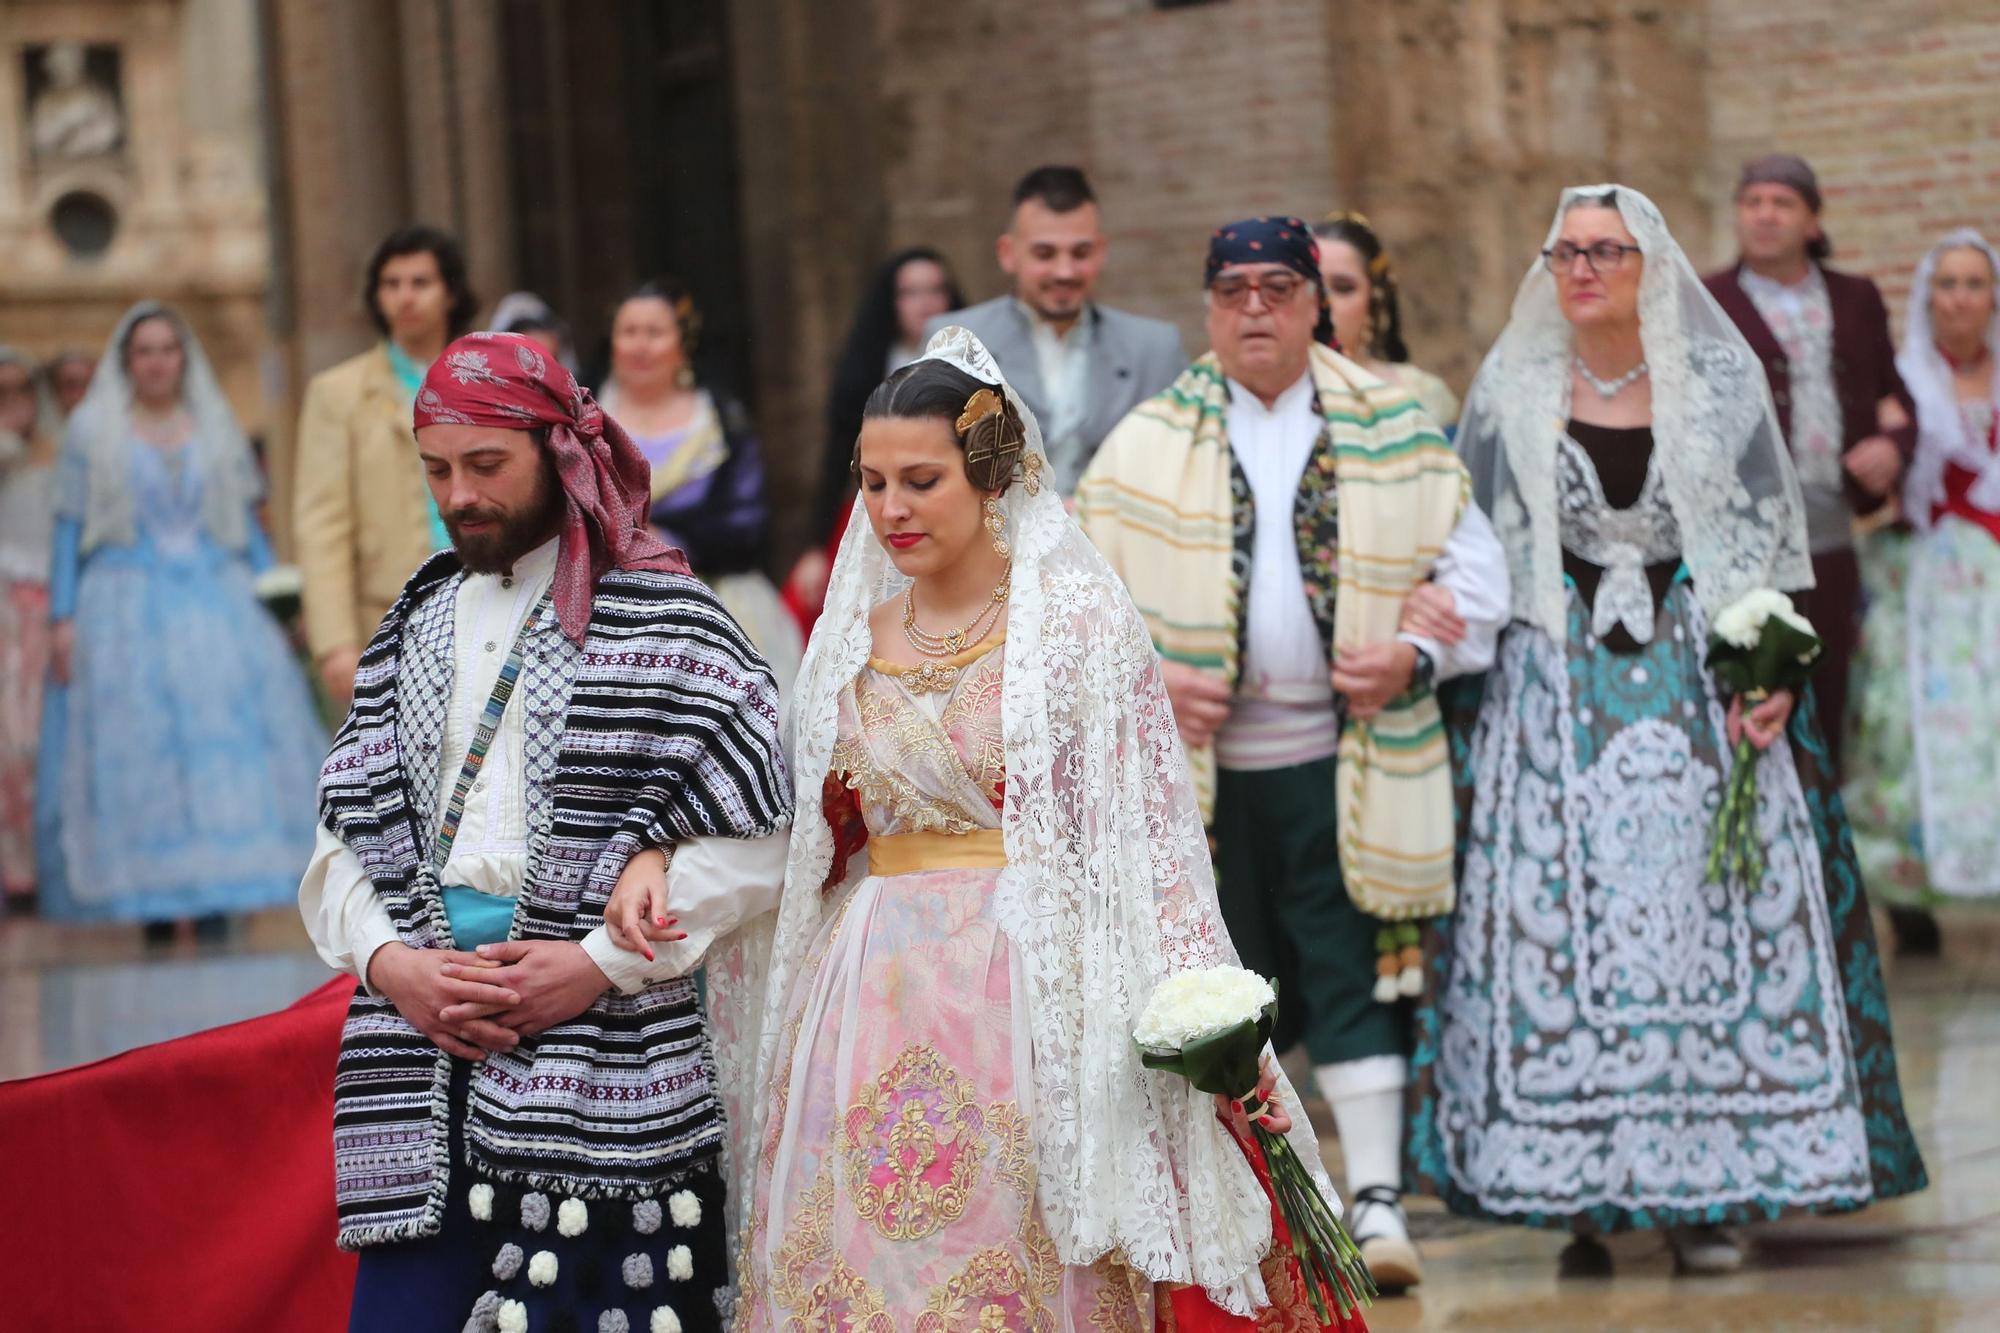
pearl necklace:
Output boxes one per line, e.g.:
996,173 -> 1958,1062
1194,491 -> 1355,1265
1575,355 -> 1649,400
902,579 -> 1009,659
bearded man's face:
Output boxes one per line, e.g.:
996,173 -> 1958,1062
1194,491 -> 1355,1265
415,424 -> 566,573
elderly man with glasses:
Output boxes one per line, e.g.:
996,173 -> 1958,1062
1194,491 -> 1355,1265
1077,217 -> 1508,1293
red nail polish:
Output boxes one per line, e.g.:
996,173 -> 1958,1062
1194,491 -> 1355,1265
655,916 -> 667,927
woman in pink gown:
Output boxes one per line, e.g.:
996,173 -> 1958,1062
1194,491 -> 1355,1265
616,329 -> 1361,1332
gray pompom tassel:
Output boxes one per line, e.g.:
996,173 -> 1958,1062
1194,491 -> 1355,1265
462,1289 -> 502,1333
493,1242 -> 525,1281
521,1191 -> 552,1232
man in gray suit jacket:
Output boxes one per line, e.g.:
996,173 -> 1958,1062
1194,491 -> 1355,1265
927,165 -> 1186,494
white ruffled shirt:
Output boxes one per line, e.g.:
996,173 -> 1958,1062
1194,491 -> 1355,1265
298,537 -> 789,995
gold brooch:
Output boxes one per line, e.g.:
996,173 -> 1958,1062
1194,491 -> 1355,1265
900,661 -> 963,694
1016,451 -> 1043,496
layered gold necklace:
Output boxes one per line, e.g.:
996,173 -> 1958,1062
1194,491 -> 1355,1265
902,578 -> 1009,660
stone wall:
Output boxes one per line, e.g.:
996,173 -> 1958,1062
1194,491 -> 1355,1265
734,0 -> 1342,552
734,0 -> 2000,558
1325,0 -> 1713,390
20,2 -> 1992,566
1706,0 -> 2000,329
260,0 -> 512,553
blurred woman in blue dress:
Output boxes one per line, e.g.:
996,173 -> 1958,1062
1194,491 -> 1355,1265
39,303 -> 327,936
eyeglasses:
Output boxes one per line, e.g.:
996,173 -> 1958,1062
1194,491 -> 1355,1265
1209,271 -> 1309,308
1543,241 -> 1642,276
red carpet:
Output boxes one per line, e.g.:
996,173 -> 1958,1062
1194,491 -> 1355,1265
0,976 -> 358,1331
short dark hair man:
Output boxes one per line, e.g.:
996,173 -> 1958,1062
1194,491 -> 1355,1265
295,224 -> 479,705
1704,154 -> 1917,775
927,165 -> 1186,494
362,224 -> 479,342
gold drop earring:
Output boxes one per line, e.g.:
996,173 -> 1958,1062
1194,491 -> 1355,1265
984,497 -> 1010,559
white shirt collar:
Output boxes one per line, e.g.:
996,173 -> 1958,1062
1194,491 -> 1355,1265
1740,263 -> 1824,301
467,534 -> 560,589
1224,369 -> 1317,420
1016,299 -> 1094,345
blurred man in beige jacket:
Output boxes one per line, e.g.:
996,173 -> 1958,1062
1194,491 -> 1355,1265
293,226 -> 476,703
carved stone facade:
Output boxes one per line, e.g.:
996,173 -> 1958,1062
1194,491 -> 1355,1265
0,0 -> 269,434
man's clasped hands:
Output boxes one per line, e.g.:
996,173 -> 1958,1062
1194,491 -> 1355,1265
365,847 -> 686,1061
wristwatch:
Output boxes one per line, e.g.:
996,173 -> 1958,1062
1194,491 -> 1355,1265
1408,644 -> 1436,695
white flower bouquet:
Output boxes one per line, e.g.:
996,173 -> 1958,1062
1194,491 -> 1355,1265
252,563 -> 304,620
1705,589 -> 1823,889
1134,966 -> 1375,1320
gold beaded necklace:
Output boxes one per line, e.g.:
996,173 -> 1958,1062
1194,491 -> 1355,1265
902,578 -> 1009,659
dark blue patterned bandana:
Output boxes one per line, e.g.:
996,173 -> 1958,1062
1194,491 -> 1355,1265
1205,216 -> 1336,347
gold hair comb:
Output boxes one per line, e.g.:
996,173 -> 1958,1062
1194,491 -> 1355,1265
957,388 -> 1004,435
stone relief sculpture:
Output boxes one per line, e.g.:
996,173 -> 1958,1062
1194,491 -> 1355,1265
29,42 -> 124,161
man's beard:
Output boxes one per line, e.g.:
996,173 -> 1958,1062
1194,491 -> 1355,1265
447,466 -> 566,574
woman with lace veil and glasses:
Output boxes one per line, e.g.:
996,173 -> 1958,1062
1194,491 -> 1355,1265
1403,187 -> 1926,1278
607,328 -> 1363,1330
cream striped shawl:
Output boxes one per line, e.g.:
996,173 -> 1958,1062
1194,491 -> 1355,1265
1077,345 -> 1468,919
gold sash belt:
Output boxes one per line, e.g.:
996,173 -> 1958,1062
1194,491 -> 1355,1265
869,828 -> 1008,876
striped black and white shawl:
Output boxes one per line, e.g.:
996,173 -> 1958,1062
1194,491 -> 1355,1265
319,552 -> 791,1248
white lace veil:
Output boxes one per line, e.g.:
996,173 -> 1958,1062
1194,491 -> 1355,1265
718,326 -> 1334,1313
1897,228 -> 2000,528
1456,184 -> 1813,642
66,301 -> 260,556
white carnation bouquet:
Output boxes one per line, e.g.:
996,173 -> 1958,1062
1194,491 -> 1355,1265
1705,588 -> 1823,888
1134,966 -> 1374,1320
252,563 -> 305,625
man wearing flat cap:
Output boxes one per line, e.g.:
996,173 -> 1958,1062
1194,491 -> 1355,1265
1706,154 -> 1917,777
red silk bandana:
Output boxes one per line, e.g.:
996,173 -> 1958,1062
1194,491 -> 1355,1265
414,332 -> 689,641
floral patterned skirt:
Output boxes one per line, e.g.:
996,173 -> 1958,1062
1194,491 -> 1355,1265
734,866 -> 1155,1332
1406,586 -> 1927,1232
1879,521 -> 2000,899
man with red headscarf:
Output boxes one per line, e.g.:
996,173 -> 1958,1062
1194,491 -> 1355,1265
297,333 -> 793,1332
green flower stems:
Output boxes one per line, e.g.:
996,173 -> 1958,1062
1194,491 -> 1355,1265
1253,1120 -> 1378,1319
1706,731 -> 1767,890
1138,995 -> 1376,1322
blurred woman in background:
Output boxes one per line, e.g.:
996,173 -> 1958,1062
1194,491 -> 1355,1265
599,279 -> 803,696
1846,228 -> 2000,928
0,347 -> 61,909
38,303 -> 326,939
1314,213 -> 1460,433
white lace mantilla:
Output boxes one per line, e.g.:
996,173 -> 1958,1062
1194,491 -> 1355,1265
714,327 -> 1340,1316
1458,184 -> 1813,646
1434,597 -> 1873,1216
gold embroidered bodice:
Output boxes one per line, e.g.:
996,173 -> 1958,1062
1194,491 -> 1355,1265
830,636 -> 1006,838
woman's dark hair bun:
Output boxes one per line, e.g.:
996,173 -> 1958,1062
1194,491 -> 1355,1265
860,359 -> 1029,492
